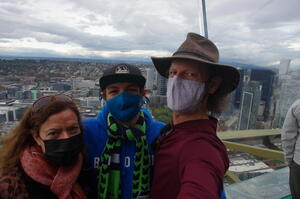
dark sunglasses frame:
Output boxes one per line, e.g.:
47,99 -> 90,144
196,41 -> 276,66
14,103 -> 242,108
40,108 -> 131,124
31,94 -> 72,112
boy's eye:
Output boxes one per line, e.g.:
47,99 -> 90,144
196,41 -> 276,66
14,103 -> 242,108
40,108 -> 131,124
109,90 -> 118,94
128,88 -> 138,92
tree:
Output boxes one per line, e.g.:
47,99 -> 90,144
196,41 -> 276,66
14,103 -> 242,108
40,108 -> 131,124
150,106 -> 172,123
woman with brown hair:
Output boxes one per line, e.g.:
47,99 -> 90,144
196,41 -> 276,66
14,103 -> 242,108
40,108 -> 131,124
0,94 -> 88,199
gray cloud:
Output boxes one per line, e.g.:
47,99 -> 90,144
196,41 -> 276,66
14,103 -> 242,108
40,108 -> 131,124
206,0 -> 300,65
0,0 -> 299,66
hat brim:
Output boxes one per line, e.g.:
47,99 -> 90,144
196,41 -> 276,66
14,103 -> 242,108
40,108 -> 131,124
151,54 -> 240,95
100,74 -> 146,90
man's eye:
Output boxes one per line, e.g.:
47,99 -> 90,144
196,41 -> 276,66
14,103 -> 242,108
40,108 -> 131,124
185,72 -> 194,77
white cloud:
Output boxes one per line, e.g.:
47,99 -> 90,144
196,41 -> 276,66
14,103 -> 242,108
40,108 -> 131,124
0,37 -> 84,54
0,0 -> 299,66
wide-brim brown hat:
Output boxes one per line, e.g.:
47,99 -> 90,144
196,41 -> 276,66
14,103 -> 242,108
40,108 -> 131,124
151,32 -> 240,95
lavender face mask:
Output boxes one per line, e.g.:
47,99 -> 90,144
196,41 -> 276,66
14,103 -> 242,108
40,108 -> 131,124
167,76 -> 205,114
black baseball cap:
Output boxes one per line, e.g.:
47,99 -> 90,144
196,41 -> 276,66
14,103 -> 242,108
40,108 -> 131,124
99,63 -> 146,90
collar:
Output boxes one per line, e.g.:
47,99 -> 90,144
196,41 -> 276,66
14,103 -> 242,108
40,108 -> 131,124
153,116 -> 218,152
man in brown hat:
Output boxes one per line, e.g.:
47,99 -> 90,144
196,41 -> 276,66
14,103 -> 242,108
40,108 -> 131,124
150,33 -> 240,199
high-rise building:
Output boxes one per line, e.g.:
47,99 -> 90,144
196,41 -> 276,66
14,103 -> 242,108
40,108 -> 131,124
274,70 -> 300,127
79,97 -> 101,109
0,106 -> 24,122
0,112 -> 6,123
19,90 -> 33,100
0,91 -> 7,100
155,72 -> 167,96
233,68 -> 275,120
72,78 -> 96,90
7,86 -> 20,98
145,68 -> 155,91
52,83 -> 72,92
238,76 -> 262,130
279,59 -> 291,76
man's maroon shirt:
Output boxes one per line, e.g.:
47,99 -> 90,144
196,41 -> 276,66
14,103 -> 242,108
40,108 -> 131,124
151,119 -> 229,199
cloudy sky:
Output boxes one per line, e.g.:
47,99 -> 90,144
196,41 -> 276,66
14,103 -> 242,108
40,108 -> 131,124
0,0 -> 299,66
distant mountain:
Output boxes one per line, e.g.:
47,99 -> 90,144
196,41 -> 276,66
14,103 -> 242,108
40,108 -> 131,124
0,55 -> 151,65
221,60 -> 277,71
0,55 -> 278,70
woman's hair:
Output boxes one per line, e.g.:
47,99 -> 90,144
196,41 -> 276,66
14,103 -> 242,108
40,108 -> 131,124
0,97 -> 82,175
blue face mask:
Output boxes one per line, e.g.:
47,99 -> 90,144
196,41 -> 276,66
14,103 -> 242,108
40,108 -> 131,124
106,92 -> 143,122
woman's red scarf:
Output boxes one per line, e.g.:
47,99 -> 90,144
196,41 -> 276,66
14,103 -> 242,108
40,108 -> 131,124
20,145 -> 87,199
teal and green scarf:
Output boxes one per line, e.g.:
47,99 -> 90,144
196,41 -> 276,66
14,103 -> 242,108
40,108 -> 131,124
98,112 -> 151,199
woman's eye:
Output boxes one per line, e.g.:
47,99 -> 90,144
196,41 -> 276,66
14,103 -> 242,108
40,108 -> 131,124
67,125 -> 80,133
47,131 -> 58,137
70,126 -> 79,131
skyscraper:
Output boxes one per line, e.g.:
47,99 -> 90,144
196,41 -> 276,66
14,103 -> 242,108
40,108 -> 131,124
155,72 -> 167,96
145,68 -> 155,91
238,72 -> 262,130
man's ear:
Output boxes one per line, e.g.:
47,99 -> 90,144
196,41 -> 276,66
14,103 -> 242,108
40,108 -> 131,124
142,88 -> 147,96
207,76 -> 222,94
101,92 -> 107,105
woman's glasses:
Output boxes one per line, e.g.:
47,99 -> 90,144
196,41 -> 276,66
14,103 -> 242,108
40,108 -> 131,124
31,94 -> 72,111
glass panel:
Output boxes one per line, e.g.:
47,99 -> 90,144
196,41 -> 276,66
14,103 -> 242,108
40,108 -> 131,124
225,167 -> 290,199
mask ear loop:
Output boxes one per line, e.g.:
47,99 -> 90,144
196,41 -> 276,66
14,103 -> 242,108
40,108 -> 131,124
143,96 -> 151,105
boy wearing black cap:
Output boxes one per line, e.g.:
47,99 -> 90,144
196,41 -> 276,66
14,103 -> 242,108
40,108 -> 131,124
83,63 -> 164,199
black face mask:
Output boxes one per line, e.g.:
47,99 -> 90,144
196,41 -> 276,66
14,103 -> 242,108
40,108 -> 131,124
43,133 -> 83,167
